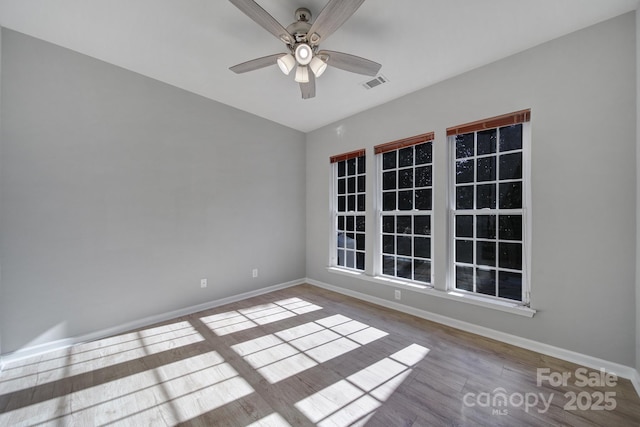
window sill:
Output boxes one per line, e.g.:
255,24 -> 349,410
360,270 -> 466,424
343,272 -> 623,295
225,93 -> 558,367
327,267 -> 536,318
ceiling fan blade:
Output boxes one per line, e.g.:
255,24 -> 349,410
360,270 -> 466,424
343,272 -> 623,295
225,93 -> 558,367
307,0 -> 366,45
318,50 -> 381,76
228,0 -> 293,44
300,72 -> 316,99
229,53 -> 283,73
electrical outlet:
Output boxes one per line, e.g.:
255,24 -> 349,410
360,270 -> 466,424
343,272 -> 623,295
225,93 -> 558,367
394,290 -> 401,300
200,278 -> 207,288
252,269 -> 258,278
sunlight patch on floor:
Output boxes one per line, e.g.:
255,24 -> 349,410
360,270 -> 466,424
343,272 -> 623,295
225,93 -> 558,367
0,351 -> 254,426
231,314 -> 389,384
246,412 -> 293,427
200,298 -> 322,336
0,321 -> 203,395
295,343 -> 430,426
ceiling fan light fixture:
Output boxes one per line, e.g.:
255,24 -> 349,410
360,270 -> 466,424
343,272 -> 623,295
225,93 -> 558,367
309,56 -> 327,77
294,65 -> 309,83
277,53 -> 296,75
294,43 -> 313,65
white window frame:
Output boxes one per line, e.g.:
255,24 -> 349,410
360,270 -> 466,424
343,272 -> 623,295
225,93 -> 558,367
373,133 -> 434,287
329,150 -> 367,272
448,114 -> 531,305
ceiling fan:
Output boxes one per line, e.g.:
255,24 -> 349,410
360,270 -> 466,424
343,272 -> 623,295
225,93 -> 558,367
228,0 -> 382,99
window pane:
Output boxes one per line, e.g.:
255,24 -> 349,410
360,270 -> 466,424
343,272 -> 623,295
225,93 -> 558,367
357,156 -> 366,174
476,184 -> 496,209
456,133 -> 474,158
414,216 -> 431,235
498,271 -> 522,301
382,216 -> 395,233
399,169 -> 413,188
456,186 -> 473,210
382,235 -> 395,254
357,175 -> 366,192
456,240 -> 473,264
398,190 -> 413,210
338,196 -> 346,212
397,258 -> 412,279
337,249 -> 345,266
399,147 -> 413,167
476,269 -> 496,296
356,233 -> 365,251
347,158 -> 356,175
456,266 -> 474,291
476,215 -> 496,239
347,195 -> 356,211
383,255 -> 395,276
499,215 -> 522,241
414,260 -> 431,282
477,129 -> 496,155
337,216 -> 345,231
415,142 -> 432,165
415,189 -> 432,211
415,166 -> 432,187
346,250 -> 355,268
397,216 -> 412,234
499,182 -> 522,209
456,215 -> 473,238
338,161 -> 346,177
338,178 -> 346,194
347,177 -> 356,193
499,124 -> 522,152
356,216 -> 365,232
499,152 -> 522,180
346,216 -> 354,231
383,192 -> 396,211
337,232 -> 345,248
346,233 -> 355,249
456,160 -> 474,184
477,157 -> 496,182
357,194 -> 365,211
499,242 -> 522,270
397,236 -> 412,256
383,171 -> 396,190
383,151 -> 396,170
476,241 -> 496,266
414,237 -> 430,259
356,252 -> 365,270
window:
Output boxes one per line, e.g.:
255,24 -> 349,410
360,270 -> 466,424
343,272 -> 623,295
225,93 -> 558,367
375,133 -> 434,284
331,150 -> 366,271
448,110 -> 530,303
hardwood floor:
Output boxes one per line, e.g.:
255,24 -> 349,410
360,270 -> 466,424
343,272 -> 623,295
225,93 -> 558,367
1,283 -> 639,426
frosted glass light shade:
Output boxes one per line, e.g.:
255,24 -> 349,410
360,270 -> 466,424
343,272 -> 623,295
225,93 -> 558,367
277,53 -> 296,75
294,65 -> 309,83
309,56 -> 327,77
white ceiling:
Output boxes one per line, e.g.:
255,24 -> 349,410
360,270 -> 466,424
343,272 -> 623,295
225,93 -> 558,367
0,0 -> 637,132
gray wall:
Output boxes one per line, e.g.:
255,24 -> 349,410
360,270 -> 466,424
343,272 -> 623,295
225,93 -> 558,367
0,27 -> 3,361
636,6 -> 640,374
307,13 -> 637,366
0,29 -> 306,354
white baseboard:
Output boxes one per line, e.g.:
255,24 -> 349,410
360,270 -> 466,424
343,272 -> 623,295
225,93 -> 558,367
306,278 -> 640,396
632,369 -> 640,399
0,278 -> 305,366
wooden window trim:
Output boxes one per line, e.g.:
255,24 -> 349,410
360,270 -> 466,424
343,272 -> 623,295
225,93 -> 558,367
330,149 -> 366,164
374,132 -> 434,155
446,109 -> 531,136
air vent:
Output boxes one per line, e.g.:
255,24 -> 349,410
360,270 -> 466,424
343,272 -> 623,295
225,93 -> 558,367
362,75 -> 388,90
